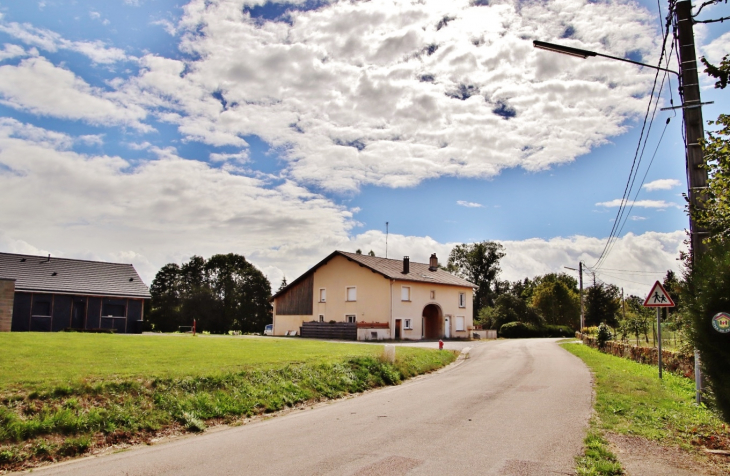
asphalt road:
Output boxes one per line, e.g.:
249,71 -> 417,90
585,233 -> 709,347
27,339 -> 592,476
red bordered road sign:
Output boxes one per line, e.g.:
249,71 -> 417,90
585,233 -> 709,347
643,281 -> 675,307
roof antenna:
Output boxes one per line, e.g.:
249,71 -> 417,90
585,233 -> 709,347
385,222 -> 389,259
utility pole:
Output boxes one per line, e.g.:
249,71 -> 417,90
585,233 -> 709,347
565,262 -> 585,331
579,262 -> 584,331
676,0 -> 709,260
675,0 -> 708,404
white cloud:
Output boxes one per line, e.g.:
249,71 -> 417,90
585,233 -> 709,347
0,120 -> 355,285
0,57 -> 149,129
0,21 -> 130,64
643,178 -> 681,191
115,0 -> 662,192
457,200 -> 483,208
630,216 -> 646,221
596,199 -> 680,209
0,43 -> 27,61
0,121 -> 685,297
701,31 -> 730,65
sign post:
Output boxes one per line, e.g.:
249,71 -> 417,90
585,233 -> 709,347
643,281 -> 675,379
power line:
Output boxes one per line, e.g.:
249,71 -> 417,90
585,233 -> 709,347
592,3 -> 677,270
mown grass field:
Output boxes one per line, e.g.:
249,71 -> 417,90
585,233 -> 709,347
0,333 -> 455,471
562,342 -> 730,475
0,333 -> 405,390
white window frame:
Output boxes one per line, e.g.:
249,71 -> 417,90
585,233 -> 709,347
404,318 -> 412,330
458,292 -> 466,308
346,286 -> 357,302
319,314 -> 325,322
455,316 -> 465,332
430,290 -> 435,300
346,314 -> 357,323
401,286 -> 411,301
319,288 -> 326,302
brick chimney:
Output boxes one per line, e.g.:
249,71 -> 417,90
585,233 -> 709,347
402,256 -> 410,274
429,253 -> 438,271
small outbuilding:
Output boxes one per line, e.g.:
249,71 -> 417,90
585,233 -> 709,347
271,251 -> 475,340
0,252 -> 150,333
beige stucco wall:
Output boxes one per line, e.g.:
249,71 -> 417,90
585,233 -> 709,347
391,281 -> 473,340
0,279 -> 15,332
272,254 -> 475,340
313,254 -> 392,324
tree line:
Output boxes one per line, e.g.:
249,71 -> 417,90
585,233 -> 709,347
445,241 -> 632,332
147,253 -> 272,334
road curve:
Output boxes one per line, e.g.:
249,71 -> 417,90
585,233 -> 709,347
25,339 -> 592,476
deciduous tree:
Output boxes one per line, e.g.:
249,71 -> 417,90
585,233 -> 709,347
447,241 -> 506,320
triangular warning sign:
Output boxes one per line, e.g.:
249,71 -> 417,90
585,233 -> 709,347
643,281 -> 675,307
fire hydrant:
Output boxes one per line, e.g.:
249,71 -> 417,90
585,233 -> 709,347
439,339 -> 444,350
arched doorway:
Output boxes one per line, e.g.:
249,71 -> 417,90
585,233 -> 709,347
422,304 -> 442,339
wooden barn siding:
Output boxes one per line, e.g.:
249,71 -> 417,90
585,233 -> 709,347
276,274 -> 314,315
300,322 -> 357,340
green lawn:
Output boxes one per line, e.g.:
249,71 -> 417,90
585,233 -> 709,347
0,333 -> 455,470
562,342 -> 730,475
0,333 -> 405,390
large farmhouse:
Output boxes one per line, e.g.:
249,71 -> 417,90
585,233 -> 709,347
271,251 -> 474,340
0,253 -> 150,333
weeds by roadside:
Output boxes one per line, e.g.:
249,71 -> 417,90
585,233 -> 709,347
0,351 -> 455,472
563,342 -> 730,475
576,428 -> 623,476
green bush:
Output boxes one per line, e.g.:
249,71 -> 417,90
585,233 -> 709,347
683,240 -> 730,423
597,323 -> 612,349
499,322 -> 575,338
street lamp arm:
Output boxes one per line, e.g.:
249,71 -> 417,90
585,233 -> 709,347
533,40 -> 679,78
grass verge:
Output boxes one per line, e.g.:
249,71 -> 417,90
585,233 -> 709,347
562,342 -> 730,475
0,335 -> 456,471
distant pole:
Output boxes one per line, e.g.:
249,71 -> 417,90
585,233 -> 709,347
385,222 -> 389,258
622,288 -> 626,321
657,307 -> 663,379
579,262 -> 584,331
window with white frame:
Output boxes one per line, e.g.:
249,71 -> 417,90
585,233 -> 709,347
401,286 -> 410,301
319,288 -> 326,302
455,316 -> 465,331
404,318 -> 412,329
458,292 -> 466,308
346,314 -> 357,323
346,287 -> 357,301
319,314 -> 325,322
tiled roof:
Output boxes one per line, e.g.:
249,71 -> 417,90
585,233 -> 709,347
0,252 -> 151,299
272,250 -> 474,300
337,251 -> 475,287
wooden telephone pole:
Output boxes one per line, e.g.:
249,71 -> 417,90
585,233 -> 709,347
675,0 -> 709,404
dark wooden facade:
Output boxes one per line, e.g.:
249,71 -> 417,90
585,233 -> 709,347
11,292 -> 145,334
300,321 -> 357,340
275,274 -> 314,315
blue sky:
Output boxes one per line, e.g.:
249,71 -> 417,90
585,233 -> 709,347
0,0 -> 728,295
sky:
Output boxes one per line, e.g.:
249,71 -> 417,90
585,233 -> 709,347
0,0 -> 728,297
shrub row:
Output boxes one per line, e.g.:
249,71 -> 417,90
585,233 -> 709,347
498,322 -> 575,338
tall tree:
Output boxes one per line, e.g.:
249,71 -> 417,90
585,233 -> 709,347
696,114 -> 730,240
148,263 -> 183,332
683,240 -> 730,423
147,254 -> 272,334
584,283 -> 620,327
530,278 -> 580,328
447,241 -> 506,320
